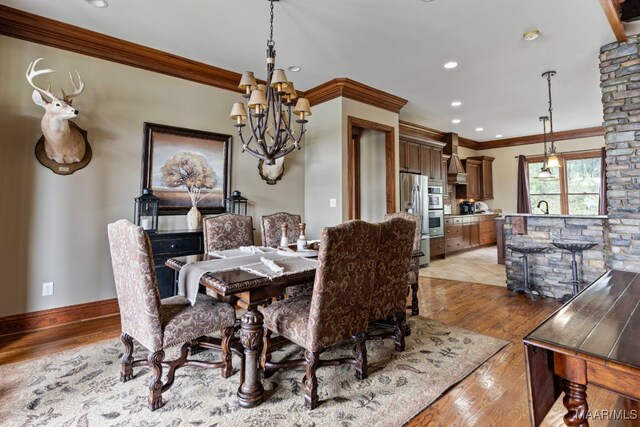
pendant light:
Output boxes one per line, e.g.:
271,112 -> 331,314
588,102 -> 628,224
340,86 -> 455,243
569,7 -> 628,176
535,115 -> 558,181
543,71 -> 561,168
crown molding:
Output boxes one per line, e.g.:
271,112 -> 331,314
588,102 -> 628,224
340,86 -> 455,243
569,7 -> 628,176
476,126 -> 605,150
306,78 -> 408,113
398,121 -> 480,149
0,4 -> 244,93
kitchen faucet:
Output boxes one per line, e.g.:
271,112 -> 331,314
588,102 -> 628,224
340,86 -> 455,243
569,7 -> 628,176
537,200 -> 549,215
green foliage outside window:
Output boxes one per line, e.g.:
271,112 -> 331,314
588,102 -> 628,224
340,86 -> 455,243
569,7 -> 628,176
527,156 -> 601,215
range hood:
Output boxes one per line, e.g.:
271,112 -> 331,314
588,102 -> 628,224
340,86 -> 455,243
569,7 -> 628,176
444,132 -> 467,185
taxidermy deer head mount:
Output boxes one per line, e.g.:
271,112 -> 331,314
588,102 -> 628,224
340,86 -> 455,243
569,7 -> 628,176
26,58 -> 87,164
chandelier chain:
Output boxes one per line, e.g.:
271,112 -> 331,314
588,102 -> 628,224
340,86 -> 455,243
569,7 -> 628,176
268,1 -> 275,47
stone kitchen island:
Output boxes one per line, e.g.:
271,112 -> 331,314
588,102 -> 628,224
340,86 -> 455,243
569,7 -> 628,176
503,214 -> 608,299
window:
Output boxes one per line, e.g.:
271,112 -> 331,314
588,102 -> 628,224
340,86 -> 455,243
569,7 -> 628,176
527,151 -> 602,215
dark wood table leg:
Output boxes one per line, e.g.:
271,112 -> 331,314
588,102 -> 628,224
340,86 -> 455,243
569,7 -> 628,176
237,308 -> 264,408
562,379 -> 589,427
524,343 -> 562,427
554,353 -> 589,427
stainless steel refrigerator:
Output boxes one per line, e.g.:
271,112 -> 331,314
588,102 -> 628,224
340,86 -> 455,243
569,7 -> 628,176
399,172 -> 430,266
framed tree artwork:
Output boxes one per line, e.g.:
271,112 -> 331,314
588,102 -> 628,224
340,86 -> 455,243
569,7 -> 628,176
141,122 -> 232,215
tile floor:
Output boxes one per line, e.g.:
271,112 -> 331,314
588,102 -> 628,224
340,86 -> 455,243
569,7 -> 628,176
420,245 -> 507,287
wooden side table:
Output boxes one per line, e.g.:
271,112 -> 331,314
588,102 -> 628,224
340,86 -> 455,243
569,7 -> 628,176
524,270 -> 640,426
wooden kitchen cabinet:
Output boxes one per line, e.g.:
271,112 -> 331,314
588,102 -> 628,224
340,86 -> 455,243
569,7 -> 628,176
444,214 -> 498,256
419,144 -> 431,177
456,159 -> 482,200
430,147 -> 443,183
399,140 -> 407,170
399,139 -> 421,173
419,145 -> 444,183
430,236 -> 445,257
468,156 -> 495,200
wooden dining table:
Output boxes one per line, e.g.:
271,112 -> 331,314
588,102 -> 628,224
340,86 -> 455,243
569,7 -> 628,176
166,252 -> 316,408
166,248 -> 423,408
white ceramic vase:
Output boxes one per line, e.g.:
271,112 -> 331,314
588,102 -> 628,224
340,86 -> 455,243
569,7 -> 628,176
187,205 -> 201,230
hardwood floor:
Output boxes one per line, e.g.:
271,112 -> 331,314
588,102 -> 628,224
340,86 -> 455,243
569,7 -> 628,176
0,278 -> 630,426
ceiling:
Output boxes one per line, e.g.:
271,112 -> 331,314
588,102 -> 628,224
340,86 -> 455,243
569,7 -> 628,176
0,0 -> 617,142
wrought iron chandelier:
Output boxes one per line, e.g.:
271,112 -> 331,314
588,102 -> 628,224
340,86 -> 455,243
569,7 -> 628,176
229,0 -> 311,165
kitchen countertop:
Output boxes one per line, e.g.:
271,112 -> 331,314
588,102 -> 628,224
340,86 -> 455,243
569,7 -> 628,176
444,212 -> 499,218
503,213 -> 607,219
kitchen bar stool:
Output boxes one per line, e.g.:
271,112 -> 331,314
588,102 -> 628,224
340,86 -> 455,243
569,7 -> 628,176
551,241 -> 598,303
508,245 -> 548,301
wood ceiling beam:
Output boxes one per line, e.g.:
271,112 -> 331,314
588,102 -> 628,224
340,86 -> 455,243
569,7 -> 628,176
600,0 -> 628,42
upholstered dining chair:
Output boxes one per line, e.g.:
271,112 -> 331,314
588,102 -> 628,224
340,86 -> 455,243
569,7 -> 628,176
368,217 -> 416,352
383,212 -> 422,315
260,211 -> 302,247
260,211 -> 313,297
259,220 -> 381,409
107,219 -> 237,411
203,212 -> 254,252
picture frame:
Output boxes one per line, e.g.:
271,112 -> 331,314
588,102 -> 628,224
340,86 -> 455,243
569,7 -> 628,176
141,122 -> 232,215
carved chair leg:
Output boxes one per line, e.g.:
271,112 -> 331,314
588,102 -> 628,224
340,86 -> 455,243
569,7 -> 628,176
354,332 -> 368,380
411,282 -> 419,316
394,311 -> 406,352
120,333 -> 134,382
189,342 -> 201,356
148,350 -> 165,411
303,350 -> 320,410
221,326 -> 234,378
562,379 -> 589,427
261,329 -> 272,370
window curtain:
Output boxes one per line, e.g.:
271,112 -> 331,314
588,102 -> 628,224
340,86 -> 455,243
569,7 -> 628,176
517,155 -> 531,213
598,147 -> 608,215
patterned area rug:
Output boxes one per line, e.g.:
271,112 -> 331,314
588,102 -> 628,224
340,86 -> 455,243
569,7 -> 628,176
0,317 -> 507,427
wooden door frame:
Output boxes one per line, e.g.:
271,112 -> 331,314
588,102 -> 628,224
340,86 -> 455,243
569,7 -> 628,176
347,116 -> 396,220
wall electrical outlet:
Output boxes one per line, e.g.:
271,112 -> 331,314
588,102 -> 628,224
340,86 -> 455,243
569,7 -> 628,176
329,198 -> 337,208
42,282 -> 54,296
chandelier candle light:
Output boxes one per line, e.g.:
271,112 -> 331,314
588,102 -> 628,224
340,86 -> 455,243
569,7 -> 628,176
229,0 -> 311,165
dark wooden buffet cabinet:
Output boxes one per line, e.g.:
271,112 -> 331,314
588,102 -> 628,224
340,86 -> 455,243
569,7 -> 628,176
146,229 -> 204,298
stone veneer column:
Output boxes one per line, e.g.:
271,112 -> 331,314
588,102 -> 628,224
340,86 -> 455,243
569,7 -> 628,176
600,35 -> 640,271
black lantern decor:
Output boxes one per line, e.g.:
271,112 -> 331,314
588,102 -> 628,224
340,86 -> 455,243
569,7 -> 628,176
225,190 -> 248,216
134,188 -> 159,232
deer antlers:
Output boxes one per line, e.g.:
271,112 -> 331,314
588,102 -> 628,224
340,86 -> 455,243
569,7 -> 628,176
26,58 -> 85,103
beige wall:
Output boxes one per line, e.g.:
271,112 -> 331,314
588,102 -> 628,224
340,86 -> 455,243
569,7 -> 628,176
304,98 -> 399,238
464,136 -> 605,213
359,129 -> 387,222
342,98 -> 400,219
303,98 -> 343,239
0,35 -> 305,317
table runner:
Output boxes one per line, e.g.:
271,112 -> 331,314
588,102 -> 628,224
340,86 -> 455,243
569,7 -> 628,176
177,252 -> 317,304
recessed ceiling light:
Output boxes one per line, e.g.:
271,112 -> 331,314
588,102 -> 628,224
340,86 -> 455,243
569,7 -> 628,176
86,0 -> 108,7
496,134 -> 503,138
523,29 -> 540,41
452,119 -> 461,124
451,101 -> 462,107
287,66 -> 301,72
475,127 -> 484,132
444,62 -> 458,69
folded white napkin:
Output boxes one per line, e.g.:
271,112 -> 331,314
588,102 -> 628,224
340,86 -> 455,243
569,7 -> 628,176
260,257 -> 284,275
